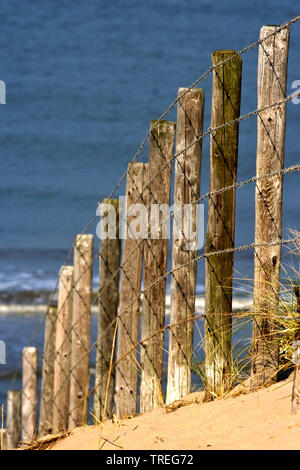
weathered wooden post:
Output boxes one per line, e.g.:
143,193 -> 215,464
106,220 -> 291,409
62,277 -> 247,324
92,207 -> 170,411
39,305 -> 57,436
166,88 -> 205,404
22,347 -> 38,441
251,25 -> 290,389
204,51 -> 242,401
0,403 -> 4,449
6,390 -> 21,449
115,162 -> 148,418
0,429 -> 6,450
94,199 -> 121,421
69,234 -> 93,428
0,404 -> 6,449
140,120 -> 176,412
53,266 -> 74,432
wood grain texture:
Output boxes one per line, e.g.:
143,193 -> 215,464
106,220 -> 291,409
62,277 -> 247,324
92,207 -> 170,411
251,26 -> 290,389
115,162 -> 148,418
166,88 -> 205,404
53,266 -> 73,432
22,347 -> 38,440
94,199 -> 121,421
69,234 -> 93,428
6,390 -> 21,449
140,120 -> 176,413
39,305 -> 57,436
204,51 -> 242,401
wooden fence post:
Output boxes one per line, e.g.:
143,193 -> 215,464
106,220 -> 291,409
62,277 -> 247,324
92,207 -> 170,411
94,199 -> 121,421
53,266 -> 74,432
140,120 -> 176,413
166,88 -> 205,404
6,390 -> 21,449
251,25 -> 290,389
69,234 -> 93,428
115,162 -> 148,418
0,429 -> 6,451
22,347 -> 38,441
39,305 -> 57,436
204,51 -> 242,401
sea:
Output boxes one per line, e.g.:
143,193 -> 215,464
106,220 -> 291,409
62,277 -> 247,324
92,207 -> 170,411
0,0 -> 299,410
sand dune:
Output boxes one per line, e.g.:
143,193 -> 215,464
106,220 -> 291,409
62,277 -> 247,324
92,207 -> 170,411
50,376 -> 300,450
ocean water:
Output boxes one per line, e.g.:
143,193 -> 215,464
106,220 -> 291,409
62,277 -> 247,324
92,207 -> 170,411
0,1 -> 299,407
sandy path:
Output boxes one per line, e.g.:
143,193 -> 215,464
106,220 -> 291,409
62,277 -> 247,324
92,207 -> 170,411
52,378 -> 300,450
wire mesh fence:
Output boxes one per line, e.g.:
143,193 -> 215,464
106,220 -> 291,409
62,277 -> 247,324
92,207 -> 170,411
3,16 -> 300,448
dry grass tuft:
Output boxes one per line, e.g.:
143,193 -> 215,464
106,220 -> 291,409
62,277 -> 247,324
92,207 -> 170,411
20,431 -> 71,450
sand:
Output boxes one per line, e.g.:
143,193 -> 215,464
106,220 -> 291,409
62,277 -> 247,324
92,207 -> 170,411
48,376 -> 300,450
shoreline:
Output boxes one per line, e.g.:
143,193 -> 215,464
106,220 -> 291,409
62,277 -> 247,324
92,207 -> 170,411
0,295 -> 253,314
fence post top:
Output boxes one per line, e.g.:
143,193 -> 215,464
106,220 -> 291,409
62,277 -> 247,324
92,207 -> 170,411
59,265 -> 74,276
260,24 -> 290,37
100,198 -> 119,207
211,50 -> 242,68
127,161 -> 148,173
212,49 -> 239,56
75,233 -> 93,246
48,305 -> 57,312
178,87 -> 204,96
150,119 -> 176,130
23,346 -> 38,354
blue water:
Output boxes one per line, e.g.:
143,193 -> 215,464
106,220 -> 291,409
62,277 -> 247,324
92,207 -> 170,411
0,0 -> 299,293
0,0 -> 299,411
